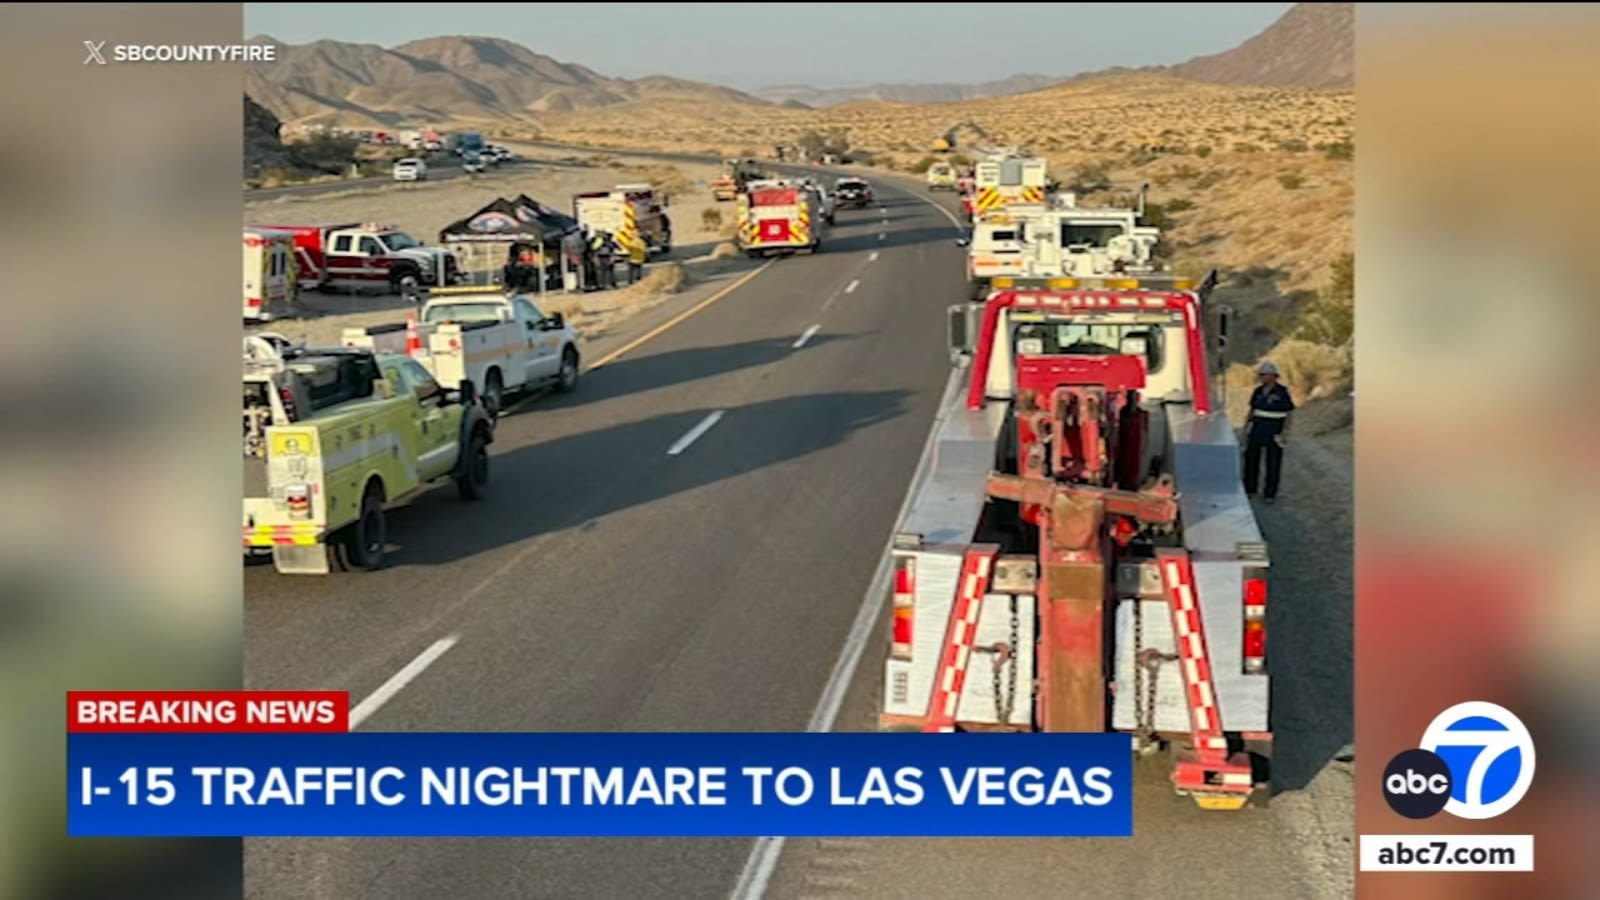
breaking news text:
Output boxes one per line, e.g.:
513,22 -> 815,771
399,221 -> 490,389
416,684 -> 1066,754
67,731 -> 1134,838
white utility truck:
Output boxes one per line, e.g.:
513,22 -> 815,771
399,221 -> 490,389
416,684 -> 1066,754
340,286 -> 581,417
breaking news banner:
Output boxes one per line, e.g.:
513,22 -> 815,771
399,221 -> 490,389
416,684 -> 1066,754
67,692 -> 1132,838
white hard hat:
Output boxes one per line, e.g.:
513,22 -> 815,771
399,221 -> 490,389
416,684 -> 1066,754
1257,361 -> 1280,375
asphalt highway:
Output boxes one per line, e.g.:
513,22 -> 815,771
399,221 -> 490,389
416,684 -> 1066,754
243,147 -> 1351,900
244,176 -> 971,899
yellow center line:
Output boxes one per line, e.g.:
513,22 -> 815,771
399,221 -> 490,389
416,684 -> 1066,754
583,259 -> 777,372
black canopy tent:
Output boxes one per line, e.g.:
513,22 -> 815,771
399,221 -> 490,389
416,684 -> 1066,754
439,196 -> 583,293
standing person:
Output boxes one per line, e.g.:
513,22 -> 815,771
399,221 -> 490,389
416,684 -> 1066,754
1242,360 -> 1296,504
583,228 -> 600,290
596,231 -> 615,290
626,237 -> 646,285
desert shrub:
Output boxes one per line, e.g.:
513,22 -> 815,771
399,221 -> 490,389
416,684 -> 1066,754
1292,253 -> 1354,346
1233,143 -> 1261,154
1322,140 -> 1355,161
1193,170 -> 1225,190
1278,139 -> 1309,153
909,156 -> 938,174
1164,197 -> 1196,213
1194,145 -> 1213,159
1278,173 -> 1305,190
700,208 -> 722,232
1071,163 -> 1111,193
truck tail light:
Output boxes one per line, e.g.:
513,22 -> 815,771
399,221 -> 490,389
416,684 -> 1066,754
248,297 -> 262,309
278,387 -> 298,423
1242,567 -> 1267,674
891,556 -> 916,661
285,484 -> 312,520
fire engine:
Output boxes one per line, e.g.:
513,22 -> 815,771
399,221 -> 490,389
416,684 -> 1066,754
878,265 -> 1273,811
257,222 -> 461,296
736,179 -> 828,257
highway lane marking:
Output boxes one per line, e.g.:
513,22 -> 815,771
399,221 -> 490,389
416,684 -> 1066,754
585,261 -> 776,372
348,635 -> 460,730
729,364 -> 970,900
878,233 -> 886,241
845,279 -> 859,294
868,251 -> 879,262
878,207 -> 886,214
792,324 -> 821,349
667,411 -> 724,456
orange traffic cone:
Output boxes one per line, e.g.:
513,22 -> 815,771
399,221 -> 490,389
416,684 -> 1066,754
405,311 -> 422,356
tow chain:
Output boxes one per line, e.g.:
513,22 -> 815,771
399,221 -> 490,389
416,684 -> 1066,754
975,597 -> 1021,727
1132,593 -> 1178,753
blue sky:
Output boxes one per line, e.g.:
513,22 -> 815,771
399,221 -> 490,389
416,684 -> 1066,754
244,3 -> 1293,90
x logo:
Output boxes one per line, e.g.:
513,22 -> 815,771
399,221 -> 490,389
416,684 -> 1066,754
83,41 -> 106,65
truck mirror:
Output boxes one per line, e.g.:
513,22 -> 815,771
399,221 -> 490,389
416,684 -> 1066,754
954,237 -> 970,248
947,304 -> 974,358
546,312 -> 565,330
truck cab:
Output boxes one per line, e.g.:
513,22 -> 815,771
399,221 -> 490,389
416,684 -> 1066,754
323,224 -> 457,295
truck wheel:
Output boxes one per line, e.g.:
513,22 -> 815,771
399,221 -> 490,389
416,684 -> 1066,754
482,371 -> 504,420
391,270 -> 421,297
455,429 -> 490,501
343,487 -> 387,571
555,347 -> 579,393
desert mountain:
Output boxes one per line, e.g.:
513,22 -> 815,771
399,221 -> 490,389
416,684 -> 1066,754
244,34 -> 771,127
755,75 -> 1065,109
1168,3 -> 1353,89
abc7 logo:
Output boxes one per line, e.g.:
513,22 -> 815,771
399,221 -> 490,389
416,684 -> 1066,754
1383,701 -> 1536,820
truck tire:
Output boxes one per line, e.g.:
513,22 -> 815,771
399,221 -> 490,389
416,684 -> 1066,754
455,428 -> 490,501
342,486 -> 387,571
390,267 -> 421,297
482,370 -> 504,420
555,347 -> 579,393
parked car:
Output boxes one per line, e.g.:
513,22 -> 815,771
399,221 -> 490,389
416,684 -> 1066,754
392,158 -> 427,182
462,152 -> 486,174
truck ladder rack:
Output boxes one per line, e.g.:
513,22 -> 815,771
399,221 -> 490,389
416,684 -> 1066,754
1158,549 -> 1255,809
922,545 -> 1001,733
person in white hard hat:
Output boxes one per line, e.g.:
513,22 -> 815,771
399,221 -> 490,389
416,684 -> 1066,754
1243,360 -> 1296,503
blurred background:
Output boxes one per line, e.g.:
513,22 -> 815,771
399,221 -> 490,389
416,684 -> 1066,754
1357,4 -> 1600,899
0,5 -> 243,900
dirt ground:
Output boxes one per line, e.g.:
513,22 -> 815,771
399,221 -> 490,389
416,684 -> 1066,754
244,149 -> 740,348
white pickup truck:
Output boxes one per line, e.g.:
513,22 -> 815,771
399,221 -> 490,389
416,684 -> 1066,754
341,287 -> 581,416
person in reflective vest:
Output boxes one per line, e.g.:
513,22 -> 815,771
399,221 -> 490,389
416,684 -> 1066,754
1243,360 -> 1296,504
626,238 -> 646,284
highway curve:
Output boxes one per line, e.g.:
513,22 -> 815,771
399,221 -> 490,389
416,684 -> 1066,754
243,174 -> 970,899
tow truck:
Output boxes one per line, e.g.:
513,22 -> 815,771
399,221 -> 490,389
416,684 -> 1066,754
878,265 -> 1273,810
243,337 -> 495,575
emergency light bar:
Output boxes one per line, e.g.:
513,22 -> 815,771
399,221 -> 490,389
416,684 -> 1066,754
991,276 -> 1198,292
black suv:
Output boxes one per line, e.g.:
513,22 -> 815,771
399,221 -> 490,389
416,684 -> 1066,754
833,178 -> 873,209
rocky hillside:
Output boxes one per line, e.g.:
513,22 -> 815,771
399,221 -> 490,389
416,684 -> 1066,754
243,94 -> 294,178
1169,2 -> 1353,89
244,34 -> 772,127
